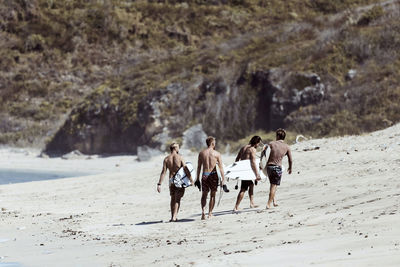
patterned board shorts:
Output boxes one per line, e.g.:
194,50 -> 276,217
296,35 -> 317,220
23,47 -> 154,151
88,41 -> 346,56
201,172 -> 219,193
266,165 -> 283,185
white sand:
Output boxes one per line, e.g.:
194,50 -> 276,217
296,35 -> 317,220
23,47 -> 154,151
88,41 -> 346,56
1,124 -> 400,266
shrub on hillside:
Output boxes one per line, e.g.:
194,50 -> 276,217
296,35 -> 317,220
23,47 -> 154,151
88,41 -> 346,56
357,5 -> 384,25
24,34 -> 46,51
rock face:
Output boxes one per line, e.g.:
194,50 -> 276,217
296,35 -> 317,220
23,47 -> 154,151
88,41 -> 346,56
45,67 -> 327,155
182,124 -> 208,150
266,70 -> 326,127
45,86 -> 148,156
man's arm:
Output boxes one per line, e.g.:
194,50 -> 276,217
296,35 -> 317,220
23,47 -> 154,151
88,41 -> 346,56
217,152 -> 225,186
194,153 -> 202,191
287,146 -> 293,174
196,153 -> 202,183
250,148 -> 261,181
157,158 -> 168,193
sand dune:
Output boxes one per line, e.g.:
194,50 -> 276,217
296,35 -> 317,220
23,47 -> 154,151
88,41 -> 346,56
1,124 -> 400,266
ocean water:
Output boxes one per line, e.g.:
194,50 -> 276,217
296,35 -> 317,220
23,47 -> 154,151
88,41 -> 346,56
0,169 -> 90,185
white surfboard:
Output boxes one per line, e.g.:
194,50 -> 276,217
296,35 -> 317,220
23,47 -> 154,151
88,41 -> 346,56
224,159 -> 268,181
171,162 -> 195,188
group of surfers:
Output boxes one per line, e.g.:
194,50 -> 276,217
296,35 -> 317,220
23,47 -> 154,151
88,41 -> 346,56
157,128 -> 293,222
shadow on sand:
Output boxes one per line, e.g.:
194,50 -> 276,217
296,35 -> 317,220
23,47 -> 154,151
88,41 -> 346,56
135,220 -> 164,226
135,218 -> 195,225
174,218 -> 195,223
189,208 -> 260,218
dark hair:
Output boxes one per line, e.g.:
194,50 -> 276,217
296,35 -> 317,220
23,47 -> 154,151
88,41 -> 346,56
170,143 -> 179,152
206,136 -> 215,147
249,135 -> 262,146
276,128 -> 286,140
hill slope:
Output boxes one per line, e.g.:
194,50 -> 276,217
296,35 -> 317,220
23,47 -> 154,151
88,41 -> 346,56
1,0 -> 399,154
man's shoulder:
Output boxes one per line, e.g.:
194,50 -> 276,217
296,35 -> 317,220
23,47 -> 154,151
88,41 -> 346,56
173,153 -> 183,160
245,145 -> 256,152
198,149 -> 207,156
213,150 -> 221,157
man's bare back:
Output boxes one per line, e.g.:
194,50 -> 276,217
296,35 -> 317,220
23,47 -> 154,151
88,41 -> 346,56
198,148 -> 220,173
236,145 -> 256,161
267,140 -> 292,167
164,153 -> 184,178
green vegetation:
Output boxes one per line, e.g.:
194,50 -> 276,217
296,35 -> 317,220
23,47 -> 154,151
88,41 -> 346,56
228,130 -> 298,153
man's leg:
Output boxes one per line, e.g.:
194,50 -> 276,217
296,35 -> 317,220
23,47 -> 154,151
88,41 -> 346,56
266,184 -> 277,209
172,195 -> 182,221
248,183 -> 258,208
201,191 -> 208,220
170,195 -> 175,221
172,188 -> 184,221
208,190 -> 217,218
234,190 -> 246,211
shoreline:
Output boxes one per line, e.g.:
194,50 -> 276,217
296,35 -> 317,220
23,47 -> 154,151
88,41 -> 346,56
1,124 -> 400,266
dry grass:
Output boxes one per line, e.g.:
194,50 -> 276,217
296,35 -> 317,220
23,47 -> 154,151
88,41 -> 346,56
0,0 -> 397,149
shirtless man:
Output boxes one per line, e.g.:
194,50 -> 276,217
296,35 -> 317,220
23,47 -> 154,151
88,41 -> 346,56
264,128 -> 293,209
157,143 -> 193,222
233,136 -> 262,212
195,136 -> 226,220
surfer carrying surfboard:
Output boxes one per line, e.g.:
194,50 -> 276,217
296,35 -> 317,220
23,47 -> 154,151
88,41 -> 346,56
195,136 -> 226,220
233,136 -> 262,212
263,128 -> 293,209
157,143 -> 193,222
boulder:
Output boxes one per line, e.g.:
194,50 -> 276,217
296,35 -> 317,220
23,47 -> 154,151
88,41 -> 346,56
346,69 -> 357,80
137,146 -> 161,162
61,150 -> 86,160
182,124 -> 208,150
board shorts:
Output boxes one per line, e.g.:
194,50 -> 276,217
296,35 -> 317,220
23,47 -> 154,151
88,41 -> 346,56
201,171 -> 219,193
169,184 -> 185,198
266,165 -> 282,185
241,180 -> 254,191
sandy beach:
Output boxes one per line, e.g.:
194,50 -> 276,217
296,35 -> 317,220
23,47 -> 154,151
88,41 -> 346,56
1,124 -> 400,266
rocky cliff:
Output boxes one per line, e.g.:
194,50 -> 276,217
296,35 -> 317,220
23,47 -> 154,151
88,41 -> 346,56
1,0 -> 399,155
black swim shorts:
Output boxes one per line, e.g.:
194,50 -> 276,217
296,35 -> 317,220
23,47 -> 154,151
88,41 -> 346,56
170,184 -> 185,198
240,180 -> 254,191
266,165 -> 283,185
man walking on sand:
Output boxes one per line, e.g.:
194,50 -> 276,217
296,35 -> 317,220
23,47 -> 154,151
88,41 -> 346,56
157,143 -> 193,222
195,136 -> 226,220
264,128 -> 293,209
233,136 -> 262,212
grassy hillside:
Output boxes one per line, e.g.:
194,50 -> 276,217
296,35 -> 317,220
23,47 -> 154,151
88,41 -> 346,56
0,0 -> 398,151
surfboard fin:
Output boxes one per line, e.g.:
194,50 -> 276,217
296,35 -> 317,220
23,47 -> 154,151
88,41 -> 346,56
222,184 -> 229,193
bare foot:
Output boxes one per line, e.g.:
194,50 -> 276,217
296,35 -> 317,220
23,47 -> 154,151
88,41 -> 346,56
208,213 -> 213,219
201,213 -> 206,220
233,208 -> 241,213
273,203 -> 279,207
250,204 -> 259,208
